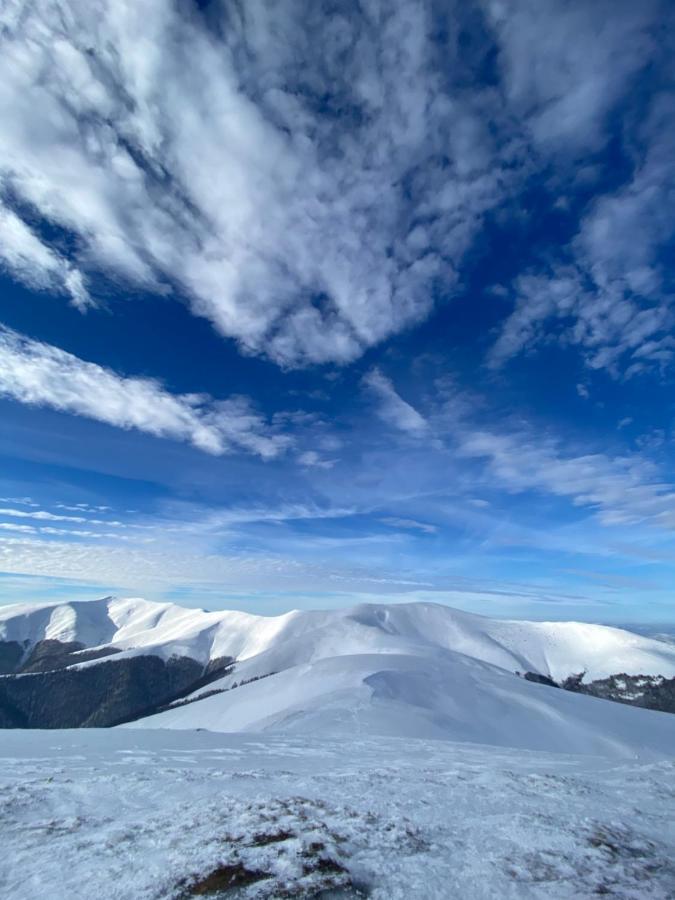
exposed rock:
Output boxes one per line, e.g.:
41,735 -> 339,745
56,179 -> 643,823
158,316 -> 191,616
522,672 -> 559,688
185,862 -> 268,895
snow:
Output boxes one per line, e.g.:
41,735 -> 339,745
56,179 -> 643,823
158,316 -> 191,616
1,728 -> 674,899
4,596 -> 675,757
132,649 -> 675,759
3,598 -> 675,896
2,597 -> 675,682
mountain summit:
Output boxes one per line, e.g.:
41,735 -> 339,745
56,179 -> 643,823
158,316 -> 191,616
1,597 -> 675,757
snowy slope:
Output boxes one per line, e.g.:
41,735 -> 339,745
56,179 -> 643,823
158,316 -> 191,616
2,596 -> 675,680
134,647 -> 675,759
2,729 -> 675,900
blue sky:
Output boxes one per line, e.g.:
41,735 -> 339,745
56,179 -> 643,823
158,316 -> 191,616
1,0 -> 675,622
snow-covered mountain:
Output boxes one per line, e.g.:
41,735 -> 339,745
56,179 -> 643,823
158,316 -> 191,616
2,596 -> 675,757
3,595 -> 675,681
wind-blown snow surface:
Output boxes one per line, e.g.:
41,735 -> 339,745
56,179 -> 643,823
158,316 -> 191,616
1,729 -> 674,900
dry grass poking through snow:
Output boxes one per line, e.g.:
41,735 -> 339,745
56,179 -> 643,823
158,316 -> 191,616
176,796 -> 421,898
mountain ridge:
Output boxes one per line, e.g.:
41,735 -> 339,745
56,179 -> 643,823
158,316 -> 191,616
3,597 -> 675,755
2,595 -> 675,681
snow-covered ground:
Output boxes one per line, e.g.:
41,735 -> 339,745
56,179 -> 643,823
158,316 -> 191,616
1,728 -> 674,899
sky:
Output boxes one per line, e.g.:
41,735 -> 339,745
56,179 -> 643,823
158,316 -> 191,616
1,0 -> 675,622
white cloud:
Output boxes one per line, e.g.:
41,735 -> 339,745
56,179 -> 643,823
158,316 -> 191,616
380,517 -> 438,534
37,527 -> 138,540
0,0 -> 519,367
169,501 -> 357,533
488,257 -> 674,378
635,429 -> 666,453
0,522 -> 36,534
297,450 -> 337,470
362,368 -> 428,435
0,504 -> 127,528
0,204 -> 91,310
0,521 -> 134,540
484,0 -> 656,153
576,383 -> 590,400
0,506 -> 88,524
55,503 -> 112,513
0,534 -> 434,595
487,35 -> 675,377
0,326 -> 289,458
454,425 -> 675,529
0,1 -> 670,376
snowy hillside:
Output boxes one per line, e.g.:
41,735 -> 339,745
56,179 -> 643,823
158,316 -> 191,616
3,597 -> 675,755
136,647 -> 675,759
2,595 -> 675,680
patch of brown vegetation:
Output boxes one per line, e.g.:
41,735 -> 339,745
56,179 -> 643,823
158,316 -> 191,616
187,861 -> 268,895
250,829 -> 294,846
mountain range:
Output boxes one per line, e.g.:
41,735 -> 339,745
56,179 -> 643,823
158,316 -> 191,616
2,596 -> 675,758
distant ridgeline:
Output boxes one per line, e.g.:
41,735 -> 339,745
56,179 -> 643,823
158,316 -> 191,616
0,639 -> 234,728
520,670 -> 675,714
2,597 -> 675,730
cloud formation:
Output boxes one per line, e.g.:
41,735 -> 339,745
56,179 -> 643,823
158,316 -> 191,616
484,0 -> 658,153
380,517 -> 438,534
362,368 -> 428,435
0,327 -> 288,458
0,533 -> 434,596
487,1 -> 675,376
0,205 -> 90,309
0,0 -> 516,366
454,427 -> 674,527
0,0 -> 671,380
1,2 -> 674,619
297,450 -> 337,470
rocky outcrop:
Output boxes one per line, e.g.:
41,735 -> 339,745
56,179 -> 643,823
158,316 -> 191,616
522,671 -> 559,688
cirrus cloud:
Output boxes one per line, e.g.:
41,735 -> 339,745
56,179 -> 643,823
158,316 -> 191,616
0,326 -> 289,459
